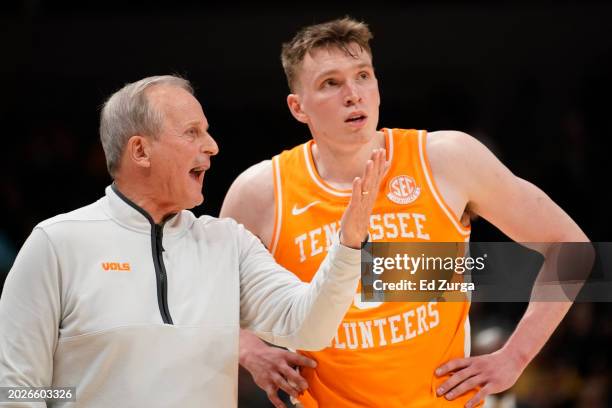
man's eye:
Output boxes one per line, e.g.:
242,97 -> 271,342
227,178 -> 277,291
323,79 -> 338,87
359,72 -> 370,80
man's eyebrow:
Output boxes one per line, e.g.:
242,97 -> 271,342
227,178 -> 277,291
314,63 -> 373,81
314,69 -> 340,81
183,120 -> 204,129
355,62 -> 373,70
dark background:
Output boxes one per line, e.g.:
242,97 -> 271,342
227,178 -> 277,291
1,1 -> 611,407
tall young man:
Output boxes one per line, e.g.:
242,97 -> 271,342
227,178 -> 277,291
221,18 -> 587,408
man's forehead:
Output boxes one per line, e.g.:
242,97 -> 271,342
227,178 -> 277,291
302,44 -> 372,74
147,85 -> 194,107
309,42 -> 367,58
146,85 -> 206,125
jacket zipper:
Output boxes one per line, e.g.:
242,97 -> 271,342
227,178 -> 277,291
152,223 -> 173,324
111,184 -> 174,325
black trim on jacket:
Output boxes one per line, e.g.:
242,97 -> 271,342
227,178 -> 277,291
111,184 -> 174,325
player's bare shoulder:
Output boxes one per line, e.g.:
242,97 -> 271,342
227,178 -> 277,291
220,160 -> 275,247
426,130 -> 490,184
426,130 -> 474,168
426,130 -> 478,222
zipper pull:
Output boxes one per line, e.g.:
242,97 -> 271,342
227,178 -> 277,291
155,224 -> 166,252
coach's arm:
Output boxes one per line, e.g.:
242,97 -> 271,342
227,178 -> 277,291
0,227 -> 60,407
236,149 -> 384,349
221,158 -> 314,406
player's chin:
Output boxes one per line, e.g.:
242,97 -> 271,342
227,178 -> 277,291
345,124 -> 375,140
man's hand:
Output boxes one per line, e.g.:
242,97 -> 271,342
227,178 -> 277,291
435,348 -> 527,408
240,330 -> 316,408
340,148 -> 387,249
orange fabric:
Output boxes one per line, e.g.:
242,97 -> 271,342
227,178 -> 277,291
271,129 -> 478,407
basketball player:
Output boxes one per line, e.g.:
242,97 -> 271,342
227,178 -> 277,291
220,18 -> 588,408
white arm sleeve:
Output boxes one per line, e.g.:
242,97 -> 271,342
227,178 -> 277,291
0,228 -> 60,405
237,223 -> 360,351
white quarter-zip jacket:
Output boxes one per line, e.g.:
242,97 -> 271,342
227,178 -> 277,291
0,185 -> 361,407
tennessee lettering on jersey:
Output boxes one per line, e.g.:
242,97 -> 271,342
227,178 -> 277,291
270,129 -> 477,407
294,212 -> 431,263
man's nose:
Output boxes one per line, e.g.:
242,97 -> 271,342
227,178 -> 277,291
201,133 -> 219,156
343,82 -> 362,106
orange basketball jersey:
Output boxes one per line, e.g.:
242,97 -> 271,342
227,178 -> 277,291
271,129 -> 477,407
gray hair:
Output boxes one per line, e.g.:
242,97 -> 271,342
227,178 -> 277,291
99,75 -> 193,177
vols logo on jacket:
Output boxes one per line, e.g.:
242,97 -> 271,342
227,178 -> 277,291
102,262 -> 131,272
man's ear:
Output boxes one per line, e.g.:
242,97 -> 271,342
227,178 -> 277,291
126,135 -> 152,169
287,94 -> 308,124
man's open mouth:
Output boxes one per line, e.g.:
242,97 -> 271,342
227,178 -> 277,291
189,167 -> 206,181
345,112 -> 367,123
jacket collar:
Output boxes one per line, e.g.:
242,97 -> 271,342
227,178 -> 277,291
103,184 -> 193,236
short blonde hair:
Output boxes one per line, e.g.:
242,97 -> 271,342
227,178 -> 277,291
281,17 -> 373,92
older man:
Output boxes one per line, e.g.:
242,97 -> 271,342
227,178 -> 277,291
0,75 -> 385,407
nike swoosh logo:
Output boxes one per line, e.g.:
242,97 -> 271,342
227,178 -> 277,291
291,201 -> 321,216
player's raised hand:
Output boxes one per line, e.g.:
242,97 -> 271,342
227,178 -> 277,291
339,148 -> 387,249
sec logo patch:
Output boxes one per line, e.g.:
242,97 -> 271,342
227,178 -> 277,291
387,175 -> 421,204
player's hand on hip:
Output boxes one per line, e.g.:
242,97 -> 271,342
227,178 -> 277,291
340,148 -> 387,249
240,335 -> 316,408
435,349 -> 526,408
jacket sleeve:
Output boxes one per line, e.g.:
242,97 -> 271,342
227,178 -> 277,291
0,227 -> 60,405
237,223 -> 360,350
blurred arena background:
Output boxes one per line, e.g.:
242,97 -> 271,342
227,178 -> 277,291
1,1 -> 611,407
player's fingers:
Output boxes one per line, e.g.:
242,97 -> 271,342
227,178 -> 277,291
350,176 -> 363,208
372,148 -> 385,177
371,149 -> 382,174
286,352 -> 317,369
364,150 -> 388,207
437,367 -> 475,397
382,150 -> 391,176
280,365 -> 309,392
364,150 -> 380,193
372,149 -> 387,188
272,373 -> 300,399
381,148 -> 388,174
361,159 -> 375,197
465,384 -> 490,408
265,387 -> 287,408
436,357 -> 471,376
443,375 -> 483,401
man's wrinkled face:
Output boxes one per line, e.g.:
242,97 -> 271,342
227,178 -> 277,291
146,85 -> 219,211
290,43 -> 380,144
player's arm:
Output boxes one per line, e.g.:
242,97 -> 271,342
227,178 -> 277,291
428,131 -> 588,407
220,160 -> 316,407
220,160 -> 275,246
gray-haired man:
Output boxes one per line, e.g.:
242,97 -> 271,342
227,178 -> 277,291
0,75 -> 386,407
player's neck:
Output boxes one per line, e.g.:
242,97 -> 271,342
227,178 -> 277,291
311,130 -> 385,190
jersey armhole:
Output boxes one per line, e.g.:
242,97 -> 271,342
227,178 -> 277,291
417,130 -> 471,236
269,155 -> 283,256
